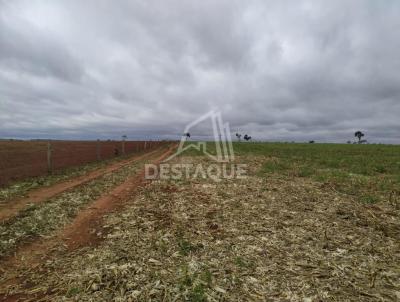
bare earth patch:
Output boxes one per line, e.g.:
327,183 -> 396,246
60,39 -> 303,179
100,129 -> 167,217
0,149 -> 160,223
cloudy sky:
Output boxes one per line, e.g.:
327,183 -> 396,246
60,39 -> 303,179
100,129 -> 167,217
0,0 -> 399,143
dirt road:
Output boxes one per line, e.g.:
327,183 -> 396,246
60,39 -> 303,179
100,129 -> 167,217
0,148 -> 160,223
0,144 -> 176,301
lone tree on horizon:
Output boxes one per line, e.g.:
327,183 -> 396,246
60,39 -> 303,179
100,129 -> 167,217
235,133 -> 242,142
244,134 -> 252,141
354,131 -> 365,143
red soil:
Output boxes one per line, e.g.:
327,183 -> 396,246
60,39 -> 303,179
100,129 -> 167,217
0,148 -> 160,223
0,144 -> 176,301
0,140 -> 165,186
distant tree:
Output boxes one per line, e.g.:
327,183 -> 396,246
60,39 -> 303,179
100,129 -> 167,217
183,132 -> 190,139
243,134 -> 251,141
235,133 -> 242,142
354,131 -> 365,143
347,140 -> 351,144
309,140 -> 315,144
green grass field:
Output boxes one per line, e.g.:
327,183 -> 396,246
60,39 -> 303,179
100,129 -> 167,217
185,142 -> 400,204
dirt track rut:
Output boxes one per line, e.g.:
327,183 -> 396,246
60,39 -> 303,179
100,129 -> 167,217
0,145 -> 175,301
0,149 -> 160,223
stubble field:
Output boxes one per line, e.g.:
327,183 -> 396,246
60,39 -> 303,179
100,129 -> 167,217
0,142 -> 399,301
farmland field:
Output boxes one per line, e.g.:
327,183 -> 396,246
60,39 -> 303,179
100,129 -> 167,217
0,143 -> 399,301
0,140 -> 162,187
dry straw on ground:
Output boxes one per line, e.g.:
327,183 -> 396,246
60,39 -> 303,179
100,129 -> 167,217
0,157 -> 154,258
3,155 -> 398,301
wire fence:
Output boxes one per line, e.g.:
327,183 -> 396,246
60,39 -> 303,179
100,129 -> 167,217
0,140 -> 166,187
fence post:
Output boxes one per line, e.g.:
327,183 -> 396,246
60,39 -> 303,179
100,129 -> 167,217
121,137 -> 126,155
47,140 -> 53,174
96,139 -> 101,160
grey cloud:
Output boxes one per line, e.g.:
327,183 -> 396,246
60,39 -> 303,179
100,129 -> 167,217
0,17 -> 83,82
0,0 -> 399,143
